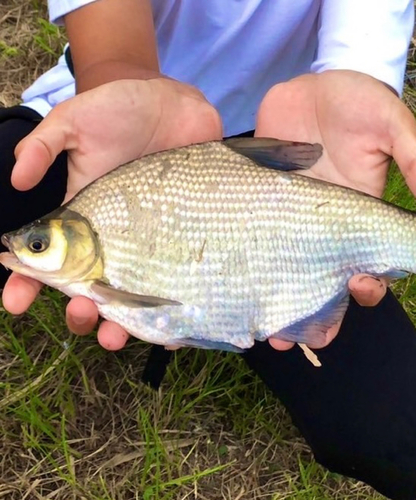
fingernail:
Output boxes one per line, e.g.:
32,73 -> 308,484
69,315 -> 89,326
358,275 -> 381,283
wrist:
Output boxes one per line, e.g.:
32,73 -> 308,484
75,60 -> 165,93
311,69 -> 400,97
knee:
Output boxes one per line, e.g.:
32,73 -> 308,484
310,439 -> 416,500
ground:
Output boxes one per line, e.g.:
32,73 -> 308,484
0,1 -> 416,499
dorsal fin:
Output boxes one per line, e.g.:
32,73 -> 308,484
224,137 -> 323,171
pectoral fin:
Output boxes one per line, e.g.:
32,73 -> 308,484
271,292 -> 350,348
91,280 -> 182,308
224,137 -> 323,171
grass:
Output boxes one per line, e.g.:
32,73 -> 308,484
0,1 -> 415,498
0,295 -> 387,499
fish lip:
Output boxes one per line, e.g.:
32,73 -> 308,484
0,252 -> 37,278
0,251 -> 21,270
0,252 -> 72,288
1,233 -> 10,249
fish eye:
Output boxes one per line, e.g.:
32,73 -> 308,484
28,234 -> 50,253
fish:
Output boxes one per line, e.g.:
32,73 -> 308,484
0,137 -> 414,353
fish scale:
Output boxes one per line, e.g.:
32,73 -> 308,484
62,141 -> 416,350
2,139 -> 416,351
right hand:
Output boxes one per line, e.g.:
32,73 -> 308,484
3,78 -> 222,349
12,78 -> 222,202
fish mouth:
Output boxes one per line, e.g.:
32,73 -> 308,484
0,252 -> 24,271
1,234 -> 10,249
0,234 -> 31,275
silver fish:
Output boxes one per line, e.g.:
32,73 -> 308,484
0,138 -> 414,351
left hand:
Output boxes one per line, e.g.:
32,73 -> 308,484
256,69 -> 416,350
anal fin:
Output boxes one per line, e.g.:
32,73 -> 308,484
271,292 -> 350,348
169,337 -> 245,353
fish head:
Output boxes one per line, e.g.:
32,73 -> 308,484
0,209 -> 103,287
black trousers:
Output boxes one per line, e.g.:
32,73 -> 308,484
0,106 -> 68,284
1,106 -> 416,499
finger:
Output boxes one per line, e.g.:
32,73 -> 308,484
270,274 -> 388,352
268,338 -> 295,351
390,102 -> 416,196
314,321 -> 341,348
12,107 -> 72,191
2,273 -> 43,314
66,296 -> 99,336
97,321 -> 130,351
348,274 -> 387,306
269,320 -> 342,351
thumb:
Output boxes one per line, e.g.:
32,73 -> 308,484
11,105 -> 73,191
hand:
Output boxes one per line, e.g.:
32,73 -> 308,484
256,69 -> 416,350
3,78 -> 222,350
12,78 -> 222,201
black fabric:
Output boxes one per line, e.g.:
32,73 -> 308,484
141,129 -> 256,387
143,300 -> 416,499
65,45 -> 75,78
1,113 -> 416,498
141,126 -> 416,497
141,345 -> 173,390
0,106 -> 67,284
243,292 -> 416,500
0,104 -> 43,123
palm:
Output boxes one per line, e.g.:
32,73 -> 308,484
13,78 -> 222,202
256,70 -> 415,198
6,70 -> 416,352
256,69 -> 416,350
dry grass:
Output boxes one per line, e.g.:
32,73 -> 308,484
0,1 -> 415,499
0,293 -> 384,500
0,0 -> 66,107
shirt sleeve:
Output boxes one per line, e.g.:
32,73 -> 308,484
310,0 -> 414,96
48,0 -> 100,25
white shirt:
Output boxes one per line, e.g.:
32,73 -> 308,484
21,0 -> 414,137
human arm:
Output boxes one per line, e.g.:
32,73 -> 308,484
254,0 -> 415,350
1,0 -> 223,349
310,0 -> 414,96
5,1 -> 416,352
50,0 -> 161,92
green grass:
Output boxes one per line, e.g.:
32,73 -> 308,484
2,168 -> 412,498
0,40 -> 20,58
0,284 -> 389,498
384,166 -> 416,322
0,1 -> 415,497
1,176 -> 412,499
33,17 -> 64,56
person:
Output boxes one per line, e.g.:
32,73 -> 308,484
1,1 -> 416,498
